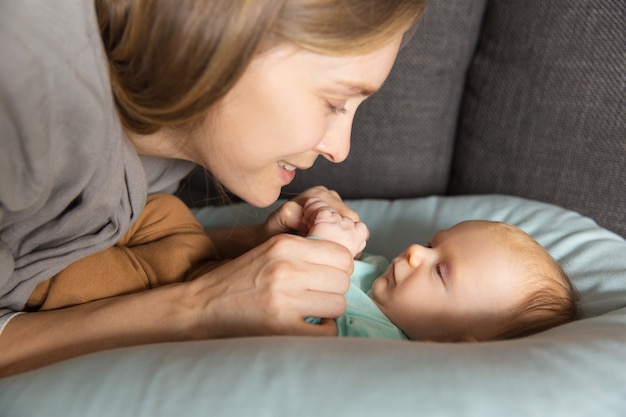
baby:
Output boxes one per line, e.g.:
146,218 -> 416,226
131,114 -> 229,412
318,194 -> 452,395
303,198 -> 578,342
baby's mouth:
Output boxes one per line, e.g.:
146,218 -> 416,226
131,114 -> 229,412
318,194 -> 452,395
385,266 -> 397,287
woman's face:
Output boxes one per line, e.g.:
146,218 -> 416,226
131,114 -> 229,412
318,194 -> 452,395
186,39 -> 402,207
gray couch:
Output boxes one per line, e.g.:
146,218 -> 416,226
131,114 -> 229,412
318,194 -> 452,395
2,1 -> 624,416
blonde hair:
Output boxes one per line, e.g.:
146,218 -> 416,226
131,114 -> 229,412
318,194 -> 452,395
483,222 -> 579,341
95,0 -> 426,134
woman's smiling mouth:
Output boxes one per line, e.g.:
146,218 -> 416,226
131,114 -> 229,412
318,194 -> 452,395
278,161 -> 297,184
279,161 -> 297,171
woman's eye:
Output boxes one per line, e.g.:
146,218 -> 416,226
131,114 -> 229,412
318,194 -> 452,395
328,104 -> 347,115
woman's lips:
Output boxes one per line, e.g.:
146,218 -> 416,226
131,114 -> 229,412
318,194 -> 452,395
278,161 -> 297,184
279,161 -> 297,171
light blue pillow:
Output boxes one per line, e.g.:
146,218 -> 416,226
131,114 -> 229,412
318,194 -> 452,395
2,195 -> 625,417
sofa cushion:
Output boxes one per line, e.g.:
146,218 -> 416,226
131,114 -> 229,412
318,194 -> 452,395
2,195 -> 625,416
449,0 -> 626,238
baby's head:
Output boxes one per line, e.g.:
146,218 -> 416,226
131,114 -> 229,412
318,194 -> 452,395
370,220 -> 578,342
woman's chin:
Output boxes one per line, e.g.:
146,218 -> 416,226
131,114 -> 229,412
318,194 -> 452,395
239,187 -> 282,208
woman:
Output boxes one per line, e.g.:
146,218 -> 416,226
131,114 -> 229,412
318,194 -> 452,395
0,0 -> 425,376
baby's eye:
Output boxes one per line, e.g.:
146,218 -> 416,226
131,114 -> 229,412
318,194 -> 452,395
435,264 -> 442,278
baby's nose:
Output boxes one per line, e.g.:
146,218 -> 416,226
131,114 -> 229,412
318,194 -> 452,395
406,244 -> 431,267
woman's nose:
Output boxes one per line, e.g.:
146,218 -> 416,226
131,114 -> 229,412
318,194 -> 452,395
316,118 -> 352,163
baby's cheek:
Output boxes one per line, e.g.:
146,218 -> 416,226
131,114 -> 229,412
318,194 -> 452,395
370,278 -> 388,306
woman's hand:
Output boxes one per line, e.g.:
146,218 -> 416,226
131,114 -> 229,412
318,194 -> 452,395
205,187 -> 357,262
187,232 -> 353,337
194,187 -> 358,338
265,186 -> 361,237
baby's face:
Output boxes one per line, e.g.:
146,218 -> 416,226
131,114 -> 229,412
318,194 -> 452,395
370,221 -> 526,341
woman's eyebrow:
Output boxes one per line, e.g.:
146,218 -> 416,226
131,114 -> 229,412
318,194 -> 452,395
334,80 -> 378,97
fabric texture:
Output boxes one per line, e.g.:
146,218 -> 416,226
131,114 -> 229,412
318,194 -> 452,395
449,0 -> 626,238
3,195 -> 625,417
25,194 -> 218,311
0,0 -> 143,328
0,0 -> 195,330
335,255 -> 407,339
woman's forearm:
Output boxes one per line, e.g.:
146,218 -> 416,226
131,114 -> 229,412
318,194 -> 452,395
0,282 -> 203,377
205,223 -> 269,259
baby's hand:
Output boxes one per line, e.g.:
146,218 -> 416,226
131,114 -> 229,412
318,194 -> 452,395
303,197 -> 369,258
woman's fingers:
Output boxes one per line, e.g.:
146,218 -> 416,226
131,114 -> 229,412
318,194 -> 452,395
265,187 -> 359,239
291,288 -> 347,320
265,200 -> 305,235
227,234 -> 353,291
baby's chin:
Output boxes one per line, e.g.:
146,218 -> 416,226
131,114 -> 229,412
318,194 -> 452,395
369,278 -> 388,308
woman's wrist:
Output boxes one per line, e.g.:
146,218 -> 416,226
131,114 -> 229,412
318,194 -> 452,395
205,223 -> 267,259
172,279 -> 229,340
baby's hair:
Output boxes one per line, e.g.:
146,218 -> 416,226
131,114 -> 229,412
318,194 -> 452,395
483,222 -> 579,340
